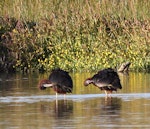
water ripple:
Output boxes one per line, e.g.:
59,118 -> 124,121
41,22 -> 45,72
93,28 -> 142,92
0,93 -> 150,103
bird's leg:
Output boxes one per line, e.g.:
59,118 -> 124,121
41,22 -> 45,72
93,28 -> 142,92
108,90 -> 112,98
55,96 -> 58,114
63,94 -> 67,105
109,90 -> 112,98
105,90 -> 112,100
55,92 -> 58,113
56,92 -> 58,99
64,94 -> 66,100
105,90 -> 108,98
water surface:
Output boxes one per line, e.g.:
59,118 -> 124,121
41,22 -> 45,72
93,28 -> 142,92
0,72 -> 150,129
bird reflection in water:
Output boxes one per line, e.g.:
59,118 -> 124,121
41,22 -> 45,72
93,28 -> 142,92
40,99 -> 73,118
93,97 -> 122,126
101,97 -> 122,115
54,100 -> 73,118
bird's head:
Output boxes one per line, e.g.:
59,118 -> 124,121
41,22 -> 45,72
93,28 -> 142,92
84,78 -> 93,86
38,79 -> 50,90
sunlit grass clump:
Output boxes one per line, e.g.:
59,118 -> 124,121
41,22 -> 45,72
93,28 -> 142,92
0,0 -> 150,72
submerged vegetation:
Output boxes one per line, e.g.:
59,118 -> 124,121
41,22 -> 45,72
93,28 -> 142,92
0,0 -> 150,72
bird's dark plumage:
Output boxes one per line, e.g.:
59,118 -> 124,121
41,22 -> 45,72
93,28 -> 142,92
38,68 -> 73,94
84,68 -> 122,96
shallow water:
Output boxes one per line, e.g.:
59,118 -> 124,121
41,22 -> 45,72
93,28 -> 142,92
0,72 -> 150,129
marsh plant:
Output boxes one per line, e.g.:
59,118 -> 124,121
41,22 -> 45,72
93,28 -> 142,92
0,0 -> 150,72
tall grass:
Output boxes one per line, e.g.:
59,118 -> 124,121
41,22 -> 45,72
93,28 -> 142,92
1,0 -> 150,21
0,0 -> 150,72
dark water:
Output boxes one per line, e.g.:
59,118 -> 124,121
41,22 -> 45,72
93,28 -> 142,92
0,72 -> 150,129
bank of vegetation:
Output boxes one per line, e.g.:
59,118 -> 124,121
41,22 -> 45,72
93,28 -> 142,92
0,0 -> 150,72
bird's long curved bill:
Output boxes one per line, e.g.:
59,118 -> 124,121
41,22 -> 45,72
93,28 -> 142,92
43,84 -> 53,87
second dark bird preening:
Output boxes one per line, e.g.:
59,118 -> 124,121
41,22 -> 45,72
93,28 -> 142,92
84,68 -> 122,97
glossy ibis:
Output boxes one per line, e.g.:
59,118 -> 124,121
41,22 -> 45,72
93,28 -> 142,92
84,68 -> 122,97
38,68 -> 73,98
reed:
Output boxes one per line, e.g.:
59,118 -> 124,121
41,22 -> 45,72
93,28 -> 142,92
1,0 -> 150,21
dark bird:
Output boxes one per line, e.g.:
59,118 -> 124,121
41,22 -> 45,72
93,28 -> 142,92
84,68 -> 122,97
38,68 -> 73,98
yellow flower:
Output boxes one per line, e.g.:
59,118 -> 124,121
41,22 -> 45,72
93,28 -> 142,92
12,29 -> 17,33
37,34 -> 40,38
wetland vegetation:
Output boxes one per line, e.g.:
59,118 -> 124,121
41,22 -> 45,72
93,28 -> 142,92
0,0 -> 150,72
